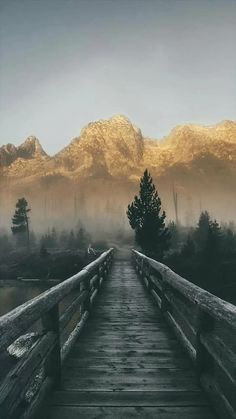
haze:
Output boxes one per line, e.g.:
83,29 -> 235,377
0,0 -> 236,155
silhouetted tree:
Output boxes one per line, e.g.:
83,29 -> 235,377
59,230 -> 68,248
76,227 -> 90,250
40,228 -> 57,249
204,219 -> 222,263
194,211 -> 211,251
222,227 -> 236,257
51,227 -> 57,247
11,198 -> 31,250
127,169 -> 170,260
67,230 -> 76,249
181,234 -> 195,258
40,243 -> 49,258
168,221 -> 179,250
0,233 -> 12,254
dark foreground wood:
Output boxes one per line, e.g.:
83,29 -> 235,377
36,261 -> 217,419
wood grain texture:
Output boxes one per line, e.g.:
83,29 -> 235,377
36,260 -> 217,419
133,250 -> 236,419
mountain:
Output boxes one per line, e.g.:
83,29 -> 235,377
0,117 -> 236,231
54,115 -> 144,179
0,136 -> 48,171
161,120 -> 236,162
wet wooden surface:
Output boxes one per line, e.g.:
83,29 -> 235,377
36,260 -> 217,419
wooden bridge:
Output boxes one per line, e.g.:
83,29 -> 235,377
0,249 -> 236,419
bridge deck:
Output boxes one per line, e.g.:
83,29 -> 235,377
37,260 -> 216,419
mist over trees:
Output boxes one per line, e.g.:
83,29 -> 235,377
11,198 -> 31,250
0,196 -> 98,280
166,212 -> 236,304
126,170 -> 236,305
0,181 -> 236,305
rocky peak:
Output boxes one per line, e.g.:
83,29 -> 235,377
0,136 -> 47,168
18,136 -> 47,158
57,115 -> 144,178
160,120 -> 236,163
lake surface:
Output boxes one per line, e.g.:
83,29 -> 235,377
0,283 -> 53,316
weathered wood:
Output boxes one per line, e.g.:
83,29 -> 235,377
61,311 -> 89,363
0,332 -> 55,419
195,310 -> 214,378
47,389 -> 208,406
19,376 -> 53,419
133,250 -> 236,329
0,249 -> 114,419
133,249 -> 236,419
201,374 -> 236,419
42,304 -> 61,388
35,259 -> 215,419
165,312 -> 196,362
60,291 -> 87,332
37,405 -> 216,419
200,332 -> 236,383
0,249 -> 113,351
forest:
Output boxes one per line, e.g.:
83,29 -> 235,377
0,171 -> 236,305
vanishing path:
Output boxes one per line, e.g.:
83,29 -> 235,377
37,260 -> 216,418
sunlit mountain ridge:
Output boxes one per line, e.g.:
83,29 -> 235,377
0,116 -> 236,231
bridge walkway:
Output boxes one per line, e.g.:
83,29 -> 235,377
37,260 -> 216,419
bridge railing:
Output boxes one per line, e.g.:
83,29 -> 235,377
133,249 -> 236,419
0,248 -> 114,419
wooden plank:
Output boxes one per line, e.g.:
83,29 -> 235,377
0,332 -> 55,419
47,390 -> 208,406
65,359 -> 191,369
63,376 -> 200,391
36,405 -> 216,419
34,259 -> 216,419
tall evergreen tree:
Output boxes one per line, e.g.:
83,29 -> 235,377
205,219 -> 222,263
194,211 -> 211,251
11,198 -> 31,250
127,169 -> 170,260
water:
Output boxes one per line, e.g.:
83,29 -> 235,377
0,283 -> 52,316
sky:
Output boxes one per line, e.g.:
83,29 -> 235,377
0,0 -> 235,155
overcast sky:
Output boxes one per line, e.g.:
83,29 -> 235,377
0,0 -> 235,154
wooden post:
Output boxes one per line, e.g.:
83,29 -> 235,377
98,265 -> 104,287
160,272 -> 170,313
41,304 -> 61,388
145,263 -> 152,291
81,277 -> 91,313
103,261 -> 108,278
96,267 -> 101,290
195,309 -> 214,379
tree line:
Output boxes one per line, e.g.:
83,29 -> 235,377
6,197 -> 91,253
127,169 -> 236,304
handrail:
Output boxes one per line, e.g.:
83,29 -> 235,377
133,250 -> 236,329
132,249 -> 236,419
0,248 -> 114,419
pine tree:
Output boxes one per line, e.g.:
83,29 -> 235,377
76,227 -> 90,250
127,169 -> 170,260
205,219 -> 222,263
11,198 -> 31,250
194,211 -> 211,251
181,234 -> 195,258
68,230 -> 76,249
